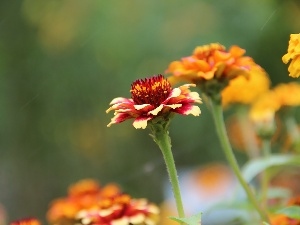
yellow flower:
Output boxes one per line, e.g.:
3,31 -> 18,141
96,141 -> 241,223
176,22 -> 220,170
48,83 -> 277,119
166,43 -> 256,85
273,82 -> 300,106
47,179 -> 160,225
249,90 -> 279,138
106,74 -> 202,129
250,82 -> 300,138
249,91 -> 280,123
282,33 -> 300,78
222,65 -> 270,107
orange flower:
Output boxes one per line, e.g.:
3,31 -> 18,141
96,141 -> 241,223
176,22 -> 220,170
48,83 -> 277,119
106,74 -> 202,129
270,214 -> 295,225
10,218 -> 41,225
270,195 -> 300,225
47,179 -> 160,225
282,33 -> 300,78
222,65 -> 270,107
68,179 -> 100,197
166,43 -> 256,85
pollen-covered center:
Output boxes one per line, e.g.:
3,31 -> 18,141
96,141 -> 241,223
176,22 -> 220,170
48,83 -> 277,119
130,75 -> 172,106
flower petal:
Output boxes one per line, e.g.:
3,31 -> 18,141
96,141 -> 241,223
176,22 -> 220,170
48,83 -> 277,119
109,97 -> 133,105
148,105 -> 164,115
107,113 -> 132,127
164,104 -> 182,109
133,116 -> 153,129
134,104 -> 153,111
175,105 -> 201,116
111,217 -> 129,225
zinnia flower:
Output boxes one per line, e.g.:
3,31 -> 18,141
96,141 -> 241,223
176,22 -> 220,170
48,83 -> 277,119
77,198 -> 159,225
106,74 -> 202,129
47,179 -> 160,225
10,218 -> 41,225
166,43 -> 257,87
282,33 -> 300,78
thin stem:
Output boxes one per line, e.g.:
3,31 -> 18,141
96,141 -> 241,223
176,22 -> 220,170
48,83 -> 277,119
150,123 -> 185,220
236,106 -> 260,159
284,115 -> 300,152
209,98 -> 270,223
260,138 -> 271,207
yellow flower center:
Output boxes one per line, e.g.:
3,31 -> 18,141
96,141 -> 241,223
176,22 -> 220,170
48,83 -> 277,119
130,75 -> 172,106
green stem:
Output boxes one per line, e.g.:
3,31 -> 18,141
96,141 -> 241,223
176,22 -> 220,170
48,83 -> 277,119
260,138 -> 271,207
209,98 -> 270,223
284,115 -> 300,152
150,123 -> 185,221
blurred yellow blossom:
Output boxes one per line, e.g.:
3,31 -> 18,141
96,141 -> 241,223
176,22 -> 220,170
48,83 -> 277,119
249,91 -> 279,138
282,33 -> 300,78
222,66 -> 270,107
250,91 -> 279,123
273,82 -> 300,106
250,82 -> 300,138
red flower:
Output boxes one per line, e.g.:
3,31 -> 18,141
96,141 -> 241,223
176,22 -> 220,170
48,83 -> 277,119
10,218 -> 41,225
47,179 -> 160,225
106,74 -> 202,129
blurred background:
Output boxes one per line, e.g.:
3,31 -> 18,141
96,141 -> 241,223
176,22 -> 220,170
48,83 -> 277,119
0,0 -> 299,223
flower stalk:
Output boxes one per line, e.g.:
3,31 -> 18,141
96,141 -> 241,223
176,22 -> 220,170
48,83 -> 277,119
260,138 -> 271,207
149,120 -> 185,221
208,95 -> 270,223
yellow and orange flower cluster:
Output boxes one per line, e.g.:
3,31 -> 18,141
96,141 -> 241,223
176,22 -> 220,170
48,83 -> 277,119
282,33 -> 300,78
106,74 -> 202,129
166,43 -> 257,86
47,179 -> 160,225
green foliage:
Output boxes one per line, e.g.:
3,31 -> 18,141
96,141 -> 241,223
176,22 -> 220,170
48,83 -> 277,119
242,154 -> 300,182
277,206 -> 300,219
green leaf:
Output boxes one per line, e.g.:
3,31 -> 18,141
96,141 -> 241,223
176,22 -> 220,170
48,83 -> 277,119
242,154 -> 300,182
277,206 -> 300,219
262,222 -> 270,225
170,212 -> 202,225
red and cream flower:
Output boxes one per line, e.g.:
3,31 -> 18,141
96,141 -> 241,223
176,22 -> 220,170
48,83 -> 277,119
10,218 -> 41,225
77,198 -> 159,225
106,74 -> 202,129
166,43 -> 256,85
282,33 -> 300,78
47,179 -> 160,225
